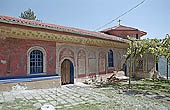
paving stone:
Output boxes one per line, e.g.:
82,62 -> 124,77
71,102 -> 80,106
56,106 -> 63,109
67,99 -> 75,103
4,96 -> 15,102
69,96 -> 76,100
49,101 -> 57,106
38,94 -> 46,97
38,99 -> 47,103
81,97 -> 89,101
79,101 -> 86,104
3,92 -> 11,96
0,99 -> 4,103
57,98 -> 64,102
31,94 -> 41,97
45,97 -> 54,101
49,95 -> 57,98
0,96 -> 4,100
43,90 -> 51,93
30,100 -> 37,103
25,96 -> 34,100
88,100 -> 96,104
64,104 -> 72,107
33,103 -> 42,109
164,97 -> 170,101
74,98 -> 83,102
60,95 -> 68,99
73,94 -> 80,97
60,100 -> 68,104
83,94 -> 90,98
0,94 -> 3,98
34,96 -> 42,100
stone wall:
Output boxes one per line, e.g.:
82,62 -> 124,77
134,54 -> 155,79
0,78 -> 61,92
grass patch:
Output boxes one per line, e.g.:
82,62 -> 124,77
132,80 -> 170,94
0,98 -> 35,110
98,79 -> 170,95
58,103 -> 100,110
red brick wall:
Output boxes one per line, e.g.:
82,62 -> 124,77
0,37 -> 56,77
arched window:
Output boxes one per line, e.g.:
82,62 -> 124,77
108,50 -> 114,67
30,50 -> 43,74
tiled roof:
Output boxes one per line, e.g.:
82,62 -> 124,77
0,15 -> 127,43
101,25 -> 147,36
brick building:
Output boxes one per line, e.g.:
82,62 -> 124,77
0,15 -> 154,89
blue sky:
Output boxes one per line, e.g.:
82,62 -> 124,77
0,0 -> 169,39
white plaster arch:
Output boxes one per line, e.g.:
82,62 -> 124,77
77,48 -> 87,55
27,46 -> 47,75
77,48 -> 87,77
58,46 -> 75,56
98,50 -> 107,73
57,46 -> 76,77
98,50 -> 107,57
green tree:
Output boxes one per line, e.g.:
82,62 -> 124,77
125,35 -> 170,86
19,8 -> 36,20
161,34 -> 170,79
125,37 -> 163,88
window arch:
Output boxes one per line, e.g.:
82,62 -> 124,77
30,50 -> 43,74
108,50 -> 114,67
27,46 -> 46,75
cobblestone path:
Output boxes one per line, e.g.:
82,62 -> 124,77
0,84 -> 110,109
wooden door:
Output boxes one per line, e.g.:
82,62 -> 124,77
61,60 -> 70,84
65,60 -> 70,84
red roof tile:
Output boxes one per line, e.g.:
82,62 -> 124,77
101,25 -> 147,36
0,15 -> 128,43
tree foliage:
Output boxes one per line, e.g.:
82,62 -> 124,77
19,8 -> 36,20
125,36 -> 170,62
161,35 -> 170,59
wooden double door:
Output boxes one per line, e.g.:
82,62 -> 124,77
61,59 -> 74,85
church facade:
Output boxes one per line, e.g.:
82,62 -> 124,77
0,15 -> 154,88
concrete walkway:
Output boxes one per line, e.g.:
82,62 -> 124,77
1,82 -> 170,110
0,83 -> 110,109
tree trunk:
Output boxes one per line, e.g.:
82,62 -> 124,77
167,58 -> 169,80
129,41 -> 133,89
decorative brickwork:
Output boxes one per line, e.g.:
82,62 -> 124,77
98,51 -> 106,75
0,26 -> 128,48
77,49 -> 86,78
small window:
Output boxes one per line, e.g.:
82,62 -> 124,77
30,50 -> 43,74
136,59 -> 143,71
136,34 -> 139,39
108,50 -> 114,67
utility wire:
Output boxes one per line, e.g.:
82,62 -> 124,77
94,0 -> 146,31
